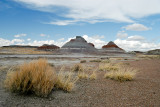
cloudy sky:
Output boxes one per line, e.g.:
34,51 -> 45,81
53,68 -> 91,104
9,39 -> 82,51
0,0 -> 160,51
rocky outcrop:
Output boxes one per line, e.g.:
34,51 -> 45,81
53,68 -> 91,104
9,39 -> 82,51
38,44 -> 60,51
61,36 -> 97,53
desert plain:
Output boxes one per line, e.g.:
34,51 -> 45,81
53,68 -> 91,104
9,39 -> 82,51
0,48 -> 160,107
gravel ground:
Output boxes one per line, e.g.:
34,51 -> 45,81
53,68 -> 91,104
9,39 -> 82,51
0,58 -> 160,107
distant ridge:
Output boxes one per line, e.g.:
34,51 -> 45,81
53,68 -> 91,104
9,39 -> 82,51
2,45 -> 38,48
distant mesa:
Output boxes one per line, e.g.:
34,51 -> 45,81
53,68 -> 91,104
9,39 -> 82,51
61,36 -> 97,53
147,49 -> 160,55
38,44 -> 60,51
101,41 -> 125,53
2,45 -> 38,48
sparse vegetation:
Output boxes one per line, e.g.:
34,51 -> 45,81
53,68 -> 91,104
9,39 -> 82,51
89,71 -> 97,80
55,67 -> 78,92
71,64 -> 83,72
4,59 -> 56,97
4,59 -> 79,97
78,71 -> 89,79
99,63 -> 119,71
101,59 -> 110,63
0,66 -> 10,72
137,55 -> 160,59
80,60 -> 86,63
90,59 -> 101,62
104,67 -> 137,82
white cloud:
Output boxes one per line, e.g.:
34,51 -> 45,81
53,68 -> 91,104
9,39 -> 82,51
49,20 -> 78,26
28,40 -> 54,46
82,35 -> 106,48
0,38 -> 25,46
123,23 -> 151,31
14,0 -> 160,25
27,38 -> 66,47
0,38 -> 12,46
116,31 -> 128,38
92,35 -> 105,39
114,36 -> 160,51
11,39 -> 24,43
127,35 -> 145,41
14,33 -> 26,38
27,38 -> 31,41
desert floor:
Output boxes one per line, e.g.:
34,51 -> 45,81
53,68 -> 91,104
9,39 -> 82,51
0,55 -> 160,107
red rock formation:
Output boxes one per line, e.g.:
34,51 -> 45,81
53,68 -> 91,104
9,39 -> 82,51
38,44 -> 60,50
102,41 -> 119,49
102,41 -> 125,52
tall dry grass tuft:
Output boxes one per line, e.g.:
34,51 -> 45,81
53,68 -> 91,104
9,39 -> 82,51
89,71 -> 97,80
99,63 -> 119,71
4,59 -> 56,97
55,67 -> 78,92
104,67 -> 137,82
71,64 -> 83,72
78,71 -> 89,79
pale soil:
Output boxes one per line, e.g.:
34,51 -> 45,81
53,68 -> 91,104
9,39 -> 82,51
0,57 -> 160,107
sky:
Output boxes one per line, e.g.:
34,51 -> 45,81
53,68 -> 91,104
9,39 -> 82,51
0,0 -> 160,51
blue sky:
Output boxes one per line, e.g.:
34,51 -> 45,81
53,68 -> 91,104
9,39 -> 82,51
0,0 -> 160,51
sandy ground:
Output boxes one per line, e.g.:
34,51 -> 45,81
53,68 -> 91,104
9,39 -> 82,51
0,56 -> 160,107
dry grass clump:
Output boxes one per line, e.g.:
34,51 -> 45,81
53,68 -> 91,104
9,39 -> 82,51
99,63 -> 119,71
71,64 -> 83,72
80,60 -> 86,63
78,71 -> 89,79
101,59 -> 110,63
4,59 -> 79,97
0,66 -> 10,72
89,71 -> 97,80
4,59 -> 56,97
55,67 -> 78,92
90,59 -> 101,62
104,67 -> 137,82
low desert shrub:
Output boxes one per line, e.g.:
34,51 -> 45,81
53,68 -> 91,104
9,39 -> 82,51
55,68 -> 78,92
104,67 -> 137,82
71,64 -> 83,72
90,59 -> 101,62
80,60 -> 86,63
4,59 -> 56,97
99,63 -> 119,71
89,71 -> 97,80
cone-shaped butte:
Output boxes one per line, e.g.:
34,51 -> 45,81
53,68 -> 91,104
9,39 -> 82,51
102,41 -> 125,53
61,36 -> 97,53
